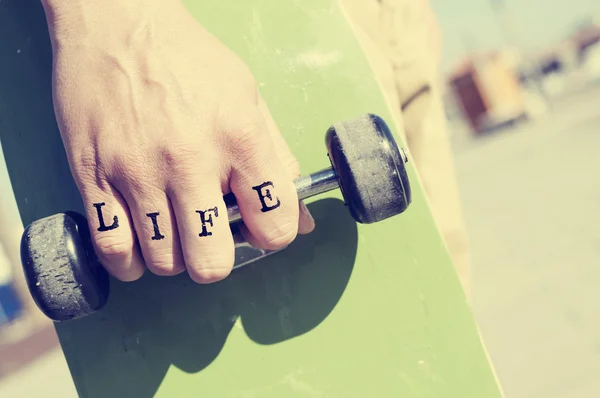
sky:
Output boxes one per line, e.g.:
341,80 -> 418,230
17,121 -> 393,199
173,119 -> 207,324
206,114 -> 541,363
431,0 -> 600,72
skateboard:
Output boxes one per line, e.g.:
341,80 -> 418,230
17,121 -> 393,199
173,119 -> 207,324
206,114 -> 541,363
0,0 -> 503,396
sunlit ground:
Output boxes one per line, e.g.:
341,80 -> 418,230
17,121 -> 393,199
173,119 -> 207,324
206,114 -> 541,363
451,81 -> 600,398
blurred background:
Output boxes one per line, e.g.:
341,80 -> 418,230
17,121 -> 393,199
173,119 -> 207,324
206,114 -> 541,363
435,0 -> 600,397
1,0 -> 600,396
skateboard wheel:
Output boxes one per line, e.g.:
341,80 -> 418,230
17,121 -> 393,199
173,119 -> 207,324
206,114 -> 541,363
20,212 -> 109,321
326,114 -> 411,224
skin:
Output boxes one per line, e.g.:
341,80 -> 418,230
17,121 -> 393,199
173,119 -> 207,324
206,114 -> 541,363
40,0 -> 315,285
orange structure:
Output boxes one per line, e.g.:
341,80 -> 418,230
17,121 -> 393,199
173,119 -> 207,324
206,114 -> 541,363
448,51 -> 526,134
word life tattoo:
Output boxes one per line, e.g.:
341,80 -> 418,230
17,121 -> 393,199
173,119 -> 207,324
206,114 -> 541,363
196,207 -> 219,237
93,202 -> 119,232
145,208 -> 221,240
252,181 -> 281,212
93,179 -> 280,241
146,212 -> 165,241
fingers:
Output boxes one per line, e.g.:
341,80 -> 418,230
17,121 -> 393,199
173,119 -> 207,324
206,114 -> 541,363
257,95 -> 315,235
107,146 -> 235,284
227,114 -> 300,251
75,176 -> 146,282
116,184 -> 186,277
168,171 -> 235,284
69,97 -> 312,286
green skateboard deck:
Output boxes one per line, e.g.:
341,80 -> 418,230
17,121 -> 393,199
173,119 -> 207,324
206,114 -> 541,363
0,0 -> 502,396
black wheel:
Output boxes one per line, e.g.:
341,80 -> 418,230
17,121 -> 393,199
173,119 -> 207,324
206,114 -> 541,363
20,212 -> 109,321
326,114 -> 411,224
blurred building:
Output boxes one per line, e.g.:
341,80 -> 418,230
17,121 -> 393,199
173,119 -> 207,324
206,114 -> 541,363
446,49 -> 528,135
444,17 -> 600,136
572,18 -> 600,59
524,18 -> 600,96
570,19 -> 600,81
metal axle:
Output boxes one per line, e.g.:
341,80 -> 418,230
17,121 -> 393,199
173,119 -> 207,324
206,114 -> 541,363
226,167 -> 339,223
226,147 -> 408,224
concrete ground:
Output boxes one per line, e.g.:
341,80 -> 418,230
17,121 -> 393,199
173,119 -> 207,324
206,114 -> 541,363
1,85 -> 600,397
0,346 -> 76,398
452,84 -> 600,398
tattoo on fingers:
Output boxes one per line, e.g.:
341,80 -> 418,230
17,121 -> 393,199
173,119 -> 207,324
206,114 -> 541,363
252,181 -> 281,212
93,202 -> 119,231
196,207 -> 218,237
91,180 -> 281,241
146,212 -> 165,241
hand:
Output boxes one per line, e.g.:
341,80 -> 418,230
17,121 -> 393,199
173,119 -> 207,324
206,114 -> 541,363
42,0 -> 315,284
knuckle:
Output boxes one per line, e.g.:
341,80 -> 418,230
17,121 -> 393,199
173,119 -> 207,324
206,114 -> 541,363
110,148 -> 145,172
93,233 -> 132,261
110,149 -> 144,176
111,266 -> 145,283
76,145 -> 99,171
159,141 -> 217,193
189,268 -> 231,284
186,254 -> 234,284
260,219 -> 298,250
109,149 -> 159,194
72,145 -> 104,184
147,256 -> 184,276
160,141 -> 204,173
227,120 -> 267,160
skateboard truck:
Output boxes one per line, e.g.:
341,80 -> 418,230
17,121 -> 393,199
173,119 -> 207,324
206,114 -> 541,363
20,114 -> 412,322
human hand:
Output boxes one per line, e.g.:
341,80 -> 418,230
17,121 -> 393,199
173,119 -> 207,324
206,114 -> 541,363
42,0 -> 315,284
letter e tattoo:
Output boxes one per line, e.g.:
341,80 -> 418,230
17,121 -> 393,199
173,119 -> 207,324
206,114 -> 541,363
252,181 -> 281,212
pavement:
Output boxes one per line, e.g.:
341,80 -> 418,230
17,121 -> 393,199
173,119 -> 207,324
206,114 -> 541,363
451,84 -> 600,398
0,345 -> 77,398
1,85 -> 600,397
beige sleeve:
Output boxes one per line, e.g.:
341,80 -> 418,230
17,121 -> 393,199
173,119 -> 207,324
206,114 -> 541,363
340,0 -> 471,293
